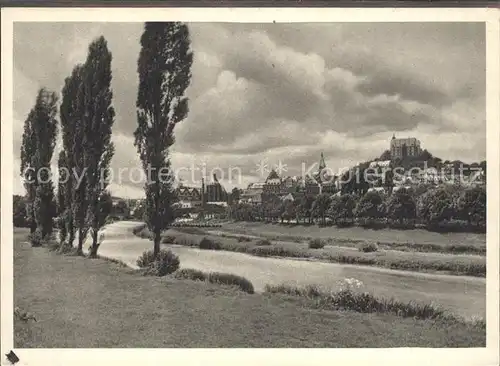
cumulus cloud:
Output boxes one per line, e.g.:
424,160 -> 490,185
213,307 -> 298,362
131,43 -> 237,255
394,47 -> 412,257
12,22 -> 485,197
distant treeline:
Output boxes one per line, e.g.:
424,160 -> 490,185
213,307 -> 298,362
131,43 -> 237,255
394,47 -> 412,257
226,184 -> 486,234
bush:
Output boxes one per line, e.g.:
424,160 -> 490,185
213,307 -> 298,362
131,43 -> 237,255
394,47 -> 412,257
57,243 -> 74,255
28,231 -> 42,247
308,238 -> 325,249
358,242 -> 379,253
175,268 -> 255,294
175,268 -> 207,281
265,283 -> 322,298
256,239 -> 272,246
133,224 -> 152,239
162,235 -> 177,244
237,236 -> 252,242
264,283 -> 453,321
199,237 -> 222,250
136,249 -> 180,276
47,240 -> 61,252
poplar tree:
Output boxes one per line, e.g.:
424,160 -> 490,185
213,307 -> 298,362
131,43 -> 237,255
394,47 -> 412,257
80,36 -> 115,258
57,150 -> 69,246
59,65 -> 84,251
135,22 -> 193,257
20,110 -> 37,235
21,89 -> 58,245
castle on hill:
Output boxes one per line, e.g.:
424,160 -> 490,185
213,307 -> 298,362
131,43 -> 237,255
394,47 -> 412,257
390,134 -> 422,159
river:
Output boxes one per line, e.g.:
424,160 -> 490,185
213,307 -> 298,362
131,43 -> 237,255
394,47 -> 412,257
82,221 -> 486,319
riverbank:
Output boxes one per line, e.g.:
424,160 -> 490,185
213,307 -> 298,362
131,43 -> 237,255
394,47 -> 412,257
215,221 -> 487,254
14,231 -> 485,347
78,222 -> 485,318
165,227 -> 485,277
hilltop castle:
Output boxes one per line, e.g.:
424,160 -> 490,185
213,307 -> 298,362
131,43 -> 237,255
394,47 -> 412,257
390,134 -> 422,159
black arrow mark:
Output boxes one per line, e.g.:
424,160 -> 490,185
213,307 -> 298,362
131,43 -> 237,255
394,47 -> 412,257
5,351 -> 19,365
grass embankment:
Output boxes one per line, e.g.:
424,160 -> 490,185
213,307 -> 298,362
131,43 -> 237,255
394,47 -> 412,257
14,233 -> 485,347
220,222 -> 487,255
264,284 -> 485,327
134,226 -> 486,277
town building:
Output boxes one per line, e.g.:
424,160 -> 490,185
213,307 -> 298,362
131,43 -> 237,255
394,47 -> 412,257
263,170 -> 282,195
312,152 -> 337,194
390,134 -> 422,159
176,185 -> 202,206
205,174 -> 228,203
240,182 -> 265,204
281,176 -> 298,194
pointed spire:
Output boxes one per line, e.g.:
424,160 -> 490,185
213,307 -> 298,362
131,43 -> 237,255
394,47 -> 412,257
266,169 -> 280,181
319,152 -> 326,170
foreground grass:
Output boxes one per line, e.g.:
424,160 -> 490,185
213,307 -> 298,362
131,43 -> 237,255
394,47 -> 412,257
14,235 -> 485,347
146,227 -> 486,277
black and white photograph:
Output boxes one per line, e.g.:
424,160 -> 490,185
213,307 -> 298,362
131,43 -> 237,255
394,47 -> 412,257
1,7 -> 499,366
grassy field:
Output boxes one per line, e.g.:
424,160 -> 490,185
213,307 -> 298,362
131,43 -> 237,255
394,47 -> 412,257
144,228 -> 486,277
220,222 -> 486,254
14,231 -> 485,347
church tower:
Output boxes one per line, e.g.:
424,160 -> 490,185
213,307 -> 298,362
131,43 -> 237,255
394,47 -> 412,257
316,152 -> 327,187
318,152 -> 326,172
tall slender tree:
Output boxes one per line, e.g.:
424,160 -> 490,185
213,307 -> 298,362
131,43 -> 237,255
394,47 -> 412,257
59,65 -> 84,251
33,89 -> 58,240
79,36 -> 116,258
20,110 -> 37,235
135,22 -> 193,258
57,150 -> 69,246
21,89 -> 58,245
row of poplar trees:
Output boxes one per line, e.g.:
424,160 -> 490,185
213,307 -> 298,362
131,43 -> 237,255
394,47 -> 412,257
20,22 -> 193,259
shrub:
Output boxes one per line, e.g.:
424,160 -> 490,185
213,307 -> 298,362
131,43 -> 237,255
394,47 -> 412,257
237,236 -> 252,242
265,283 -> 322,298
162,235 -> 177,244
136,249 -> 180,277
175,268 -> 255,294
358,242 -> 379,253
174,235 -> 198,247
175,268 -> 207,281
256,239 -> 272,246
132,224 -> 153,239
47,240 -> 60,252
251,245 -> 305,258
57,243 -> 74,254
199,237 -> 222,250
308,238 -> 325,249
28,230 -> 43,247
207,272 -> 255,294
265,283 -> 452,321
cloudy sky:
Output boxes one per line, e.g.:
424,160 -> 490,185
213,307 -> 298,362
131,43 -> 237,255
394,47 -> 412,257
13,22 -> 485,198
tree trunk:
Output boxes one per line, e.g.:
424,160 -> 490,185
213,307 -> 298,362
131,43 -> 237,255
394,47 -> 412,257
76,228 -> 84,256
88,229 -> 99,258
30,220 -> 36,234
67,218 -> 75,248
153,228 -> 161,258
